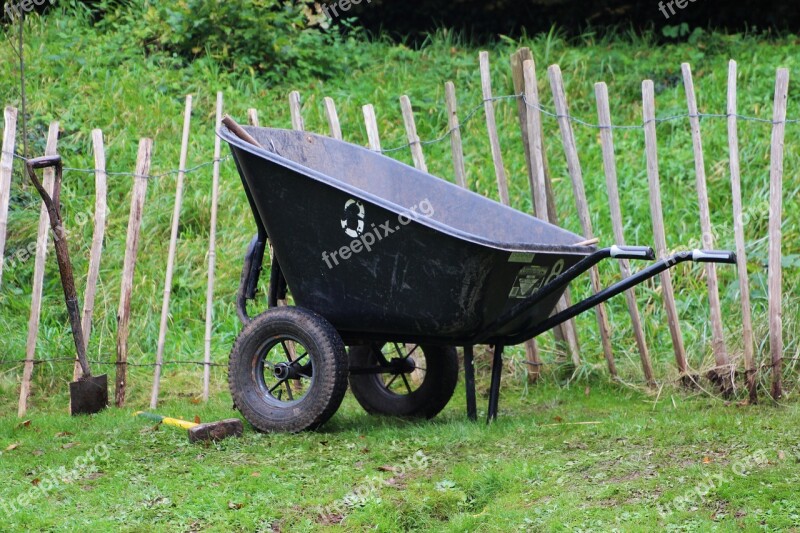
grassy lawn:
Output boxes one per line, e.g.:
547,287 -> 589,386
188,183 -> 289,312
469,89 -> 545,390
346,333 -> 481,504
2,375 -> 800,531
1,5 -> 800,530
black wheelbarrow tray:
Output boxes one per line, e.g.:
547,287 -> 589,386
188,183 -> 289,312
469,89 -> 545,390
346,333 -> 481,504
219,124 -> 736,432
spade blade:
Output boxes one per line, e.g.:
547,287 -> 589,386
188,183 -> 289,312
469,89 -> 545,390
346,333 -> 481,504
69,374 -> 108,416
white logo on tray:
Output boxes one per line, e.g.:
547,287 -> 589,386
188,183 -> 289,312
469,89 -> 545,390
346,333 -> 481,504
341,199 -> 365,238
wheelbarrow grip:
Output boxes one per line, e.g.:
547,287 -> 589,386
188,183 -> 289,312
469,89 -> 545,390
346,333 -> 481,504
692,249 -> 737,264
26,154 -> 62,170
609,245 -> 655,260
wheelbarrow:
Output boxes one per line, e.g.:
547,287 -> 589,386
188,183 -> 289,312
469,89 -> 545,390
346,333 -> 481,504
219,122 -> 736,432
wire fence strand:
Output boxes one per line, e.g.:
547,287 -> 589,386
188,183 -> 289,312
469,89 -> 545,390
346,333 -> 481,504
3,92 -> 799,172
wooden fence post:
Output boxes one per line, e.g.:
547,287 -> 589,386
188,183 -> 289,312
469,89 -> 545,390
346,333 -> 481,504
203,92 -> 224,402
768,68 -> 789,400
18,121 -> 58,417
324,97 -> 343,140
478,53 -> 542,379
0,106 -> 18,286
151,95 -> 193,409
247,108 -> 259,128
520,58 -> 581,367
362,104 -> 381,152
681,64 -> 732,393
595,82 -> 655,386
289,91 -> 305,131
548,65 -> 616,378
399,95 -> 428,173
444,82 -> 467,189
74,129 -> 108,380
479,51 -> 510,206
512,50 -> 560,231
115,138 -> 152,407
726,60 -> 756,402
642,80 -> 689,379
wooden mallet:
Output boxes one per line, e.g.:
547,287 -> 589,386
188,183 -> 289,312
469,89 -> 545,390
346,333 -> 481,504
136,412 -> 243,443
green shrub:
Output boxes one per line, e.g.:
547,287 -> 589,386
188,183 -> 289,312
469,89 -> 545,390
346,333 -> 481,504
94,0 -> 354,83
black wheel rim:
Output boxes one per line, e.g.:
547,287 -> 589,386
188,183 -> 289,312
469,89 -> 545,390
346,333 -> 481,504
254,334 -> 315,407
373,343 -> 427,397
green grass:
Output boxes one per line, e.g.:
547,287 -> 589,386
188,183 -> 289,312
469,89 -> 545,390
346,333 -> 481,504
2,377 -> 800,531
0,8 -> 799,530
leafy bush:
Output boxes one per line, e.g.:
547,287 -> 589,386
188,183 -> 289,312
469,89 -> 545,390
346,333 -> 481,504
94,0 -> 354,82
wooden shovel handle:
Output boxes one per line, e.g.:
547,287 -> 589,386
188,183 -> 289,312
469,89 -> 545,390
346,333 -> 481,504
25,157 -> 92,379
221,115 -> 263,148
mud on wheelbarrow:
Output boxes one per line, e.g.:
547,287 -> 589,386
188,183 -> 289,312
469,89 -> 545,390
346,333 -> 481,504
219,122 -> 736,433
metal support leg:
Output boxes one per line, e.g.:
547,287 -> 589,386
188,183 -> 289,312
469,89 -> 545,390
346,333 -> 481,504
487,344 -> 504,423
463,345 -> 476,421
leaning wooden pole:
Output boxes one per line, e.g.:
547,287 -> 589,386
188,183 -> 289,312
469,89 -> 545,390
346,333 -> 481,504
151,95 -> 193,409
18,121 -> 58,417
768,68 -> 789,401
115,139 -> 153,407
642,80 -> 689,379
681,64 -> 732,394
726,61 -> 757,402
74,129 -> 108,380
595,82 -> 655,387
548,65 -> 616,378
203,92 -> 224,402
518,56 -> 581,366
0,106 -> 18,286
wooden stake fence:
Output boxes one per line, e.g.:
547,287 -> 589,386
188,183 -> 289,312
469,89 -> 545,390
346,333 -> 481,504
115,139 -> 152,407
203,92 -> 224,402
726,61 -> 757,402
478,52 -> 543,380
642,80 -> 690,379
681,64 -> 732,393
548,65 -> 617,378
594,82 -> 654,386
1,56 -> 794,412
73,129 -> 108,380
517,54 -> 581,367
444,82 -> 467,189
399,95 -> 428,173
0,106 -> 18,286
18,122 -> 58,417
324,97 -> 343,140
362,104 -> 381,152
151,95 -> 193,408
768,68 -> 789,400
479,52 -> 510,206
289,91 -> 305,131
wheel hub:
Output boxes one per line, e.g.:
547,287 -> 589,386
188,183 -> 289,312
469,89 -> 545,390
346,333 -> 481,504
273,362 -> 299,380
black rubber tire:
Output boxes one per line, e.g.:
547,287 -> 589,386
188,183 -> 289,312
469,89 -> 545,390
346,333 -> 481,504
229,306 -> 348,432
348,344 -> 458,419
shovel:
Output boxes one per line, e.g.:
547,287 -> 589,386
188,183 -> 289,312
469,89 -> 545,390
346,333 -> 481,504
26,155 -> 108,415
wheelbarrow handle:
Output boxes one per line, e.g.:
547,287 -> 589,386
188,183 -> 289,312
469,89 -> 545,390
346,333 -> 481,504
692,249 -> 737,264
610,245 -> 655,260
